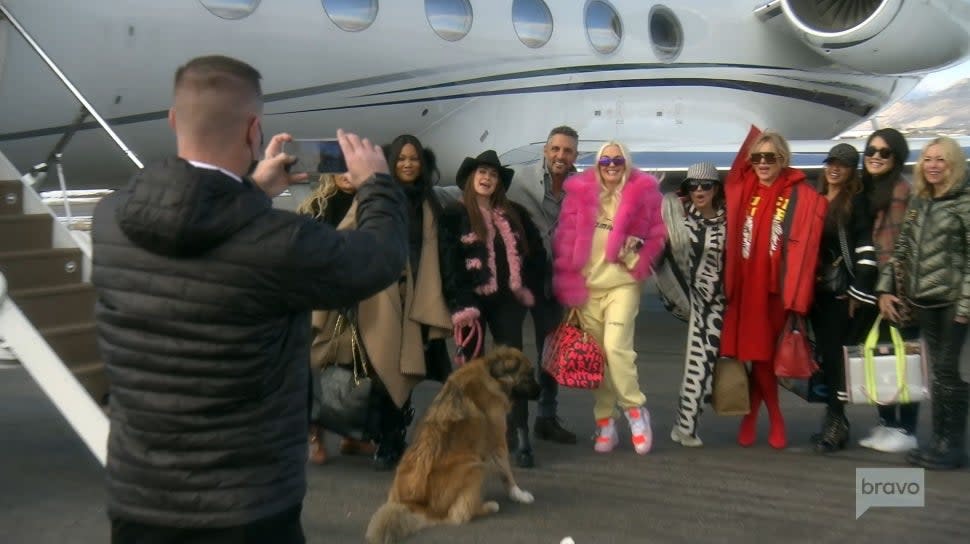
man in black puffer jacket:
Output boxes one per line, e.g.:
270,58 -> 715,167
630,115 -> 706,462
92,56 -> 407,543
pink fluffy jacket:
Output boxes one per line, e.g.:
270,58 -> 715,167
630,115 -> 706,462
552,168 -> 666,307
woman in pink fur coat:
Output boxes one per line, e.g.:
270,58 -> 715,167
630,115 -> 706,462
552,141 -> 666,455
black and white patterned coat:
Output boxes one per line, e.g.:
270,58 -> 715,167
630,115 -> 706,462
655,192 -> 727,437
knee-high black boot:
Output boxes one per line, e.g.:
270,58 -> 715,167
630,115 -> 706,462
373,394 -> 414,472
915,384 -> 968,470
507,398 -> 534,468
907,379 -> 945,465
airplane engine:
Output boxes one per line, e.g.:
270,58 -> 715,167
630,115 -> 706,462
779,0 -> 970,74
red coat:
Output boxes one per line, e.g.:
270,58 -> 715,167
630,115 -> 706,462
723,127 -> 827,315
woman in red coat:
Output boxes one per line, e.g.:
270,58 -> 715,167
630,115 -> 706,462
721,127 -> 827,449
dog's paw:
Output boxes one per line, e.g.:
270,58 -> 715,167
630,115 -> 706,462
483,501 -> 500,513
509,486 -> 534,504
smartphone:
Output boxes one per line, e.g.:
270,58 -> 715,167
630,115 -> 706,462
282,138 -> 347,174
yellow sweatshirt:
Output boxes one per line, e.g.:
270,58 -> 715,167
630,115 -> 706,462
582,191 -> 640,293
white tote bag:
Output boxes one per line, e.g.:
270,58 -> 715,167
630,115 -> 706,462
842,317 -> 929,405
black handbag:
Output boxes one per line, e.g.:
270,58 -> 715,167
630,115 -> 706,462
311,309 -> 373,439
779,370 -> 829,403
816,225 -> 853,294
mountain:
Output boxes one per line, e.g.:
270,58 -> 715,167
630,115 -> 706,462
849,78 -> 970,136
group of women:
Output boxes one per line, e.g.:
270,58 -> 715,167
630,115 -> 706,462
658,127 -> 969,470
298,126 -> 969,472
298,133 -> 669,465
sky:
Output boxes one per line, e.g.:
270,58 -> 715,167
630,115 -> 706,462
911,59 -> 970,93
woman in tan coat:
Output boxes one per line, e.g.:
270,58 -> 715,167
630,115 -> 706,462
298,172 -> 378,464
311,134 -> 457,471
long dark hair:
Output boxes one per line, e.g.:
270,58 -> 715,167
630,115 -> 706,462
460,171 -> 530,255
816,166 -> 862,231
384,134 -> 443,222
862,128 -> 909,214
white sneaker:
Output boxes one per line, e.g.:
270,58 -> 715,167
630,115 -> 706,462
858,425 -> 889,450
871,427 -> 918,453
594,418 -> 618,453
626,407 -> 653,455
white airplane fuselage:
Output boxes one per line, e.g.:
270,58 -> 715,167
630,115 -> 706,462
1,0 -> 968,187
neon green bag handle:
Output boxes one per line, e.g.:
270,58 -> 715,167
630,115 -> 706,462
863,316 -> 909,405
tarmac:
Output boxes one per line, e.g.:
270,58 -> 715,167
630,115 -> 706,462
1,292 -> 969,544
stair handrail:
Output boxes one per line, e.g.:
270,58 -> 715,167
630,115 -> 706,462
0,2 -> 143,171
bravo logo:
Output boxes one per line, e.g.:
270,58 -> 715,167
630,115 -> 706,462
856,468 -> 925,519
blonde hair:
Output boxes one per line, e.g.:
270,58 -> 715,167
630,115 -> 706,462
595,140 -> 633,197
913,137 -> 968,198
752,131 -> 791,168
296,173 -> 342,219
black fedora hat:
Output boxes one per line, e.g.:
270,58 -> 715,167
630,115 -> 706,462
455,150 -> 514,191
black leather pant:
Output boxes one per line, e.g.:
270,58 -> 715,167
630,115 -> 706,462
917,303 -> 969,449
918,304 -> 969,393
479,292 -> 531,448
810,291 -> 850,414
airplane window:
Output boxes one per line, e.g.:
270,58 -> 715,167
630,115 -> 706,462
585,0 -> 622,54
512,0 -> 553,48
198,0 -> 260,19
649,5 -> 683,62
322,0 -> 378,32
425,0 -> 473,41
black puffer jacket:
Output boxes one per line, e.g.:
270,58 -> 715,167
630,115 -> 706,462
876,176 -> 970,318
92,159 -> 406,528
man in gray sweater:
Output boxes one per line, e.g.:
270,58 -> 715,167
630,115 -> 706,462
506,126 -> 580,452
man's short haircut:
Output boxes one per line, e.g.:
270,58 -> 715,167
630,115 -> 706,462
174,55 -> 262,102
172,55 -> 263,142
547,125 -> 579,143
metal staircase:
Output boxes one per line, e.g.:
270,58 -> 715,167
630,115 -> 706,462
0,176 -> 109,464
0,179 -> 107,403
0,1 -> 143,466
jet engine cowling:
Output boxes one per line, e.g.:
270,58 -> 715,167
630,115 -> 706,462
779,0 -> 970,74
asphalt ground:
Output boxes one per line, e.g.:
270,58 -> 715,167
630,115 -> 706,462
1,294 -> 968,544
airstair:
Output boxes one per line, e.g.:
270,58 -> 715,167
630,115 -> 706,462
0,2 -> 144,466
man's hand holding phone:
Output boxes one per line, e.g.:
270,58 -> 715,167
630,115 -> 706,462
251,132 -> 307,197
251,130 -> 388,196
336,128 -> 389,189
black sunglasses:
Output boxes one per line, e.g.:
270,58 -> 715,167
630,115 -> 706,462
686,181 -> 716,192
864,146 -> 893,159
749,152 -> 778,164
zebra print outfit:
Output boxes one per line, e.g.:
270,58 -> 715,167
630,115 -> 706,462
674,204 -> 726,438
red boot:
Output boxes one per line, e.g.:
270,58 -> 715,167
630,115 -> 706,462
738,370 -> 762,447
752,362 -> 786,449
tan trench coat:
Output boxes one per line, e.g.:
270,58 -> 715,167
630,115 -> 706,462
310,199 -> 452,408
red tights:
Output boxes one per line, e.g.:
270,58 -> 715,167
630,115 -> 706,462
738,362 -> 787,449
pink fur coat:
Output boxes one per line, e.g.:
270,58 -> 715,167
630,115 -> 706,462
552,168 -> 666,307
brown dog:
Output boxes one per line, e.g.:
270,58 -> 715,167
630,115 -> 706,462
365,346 -> 541,544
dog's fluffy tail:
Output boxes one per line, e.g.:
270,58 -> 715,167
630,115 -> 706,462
365,501 -> 433,544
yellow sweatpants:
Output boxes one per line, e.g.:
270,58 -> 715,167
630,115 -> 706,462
578,283 -> 646,420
